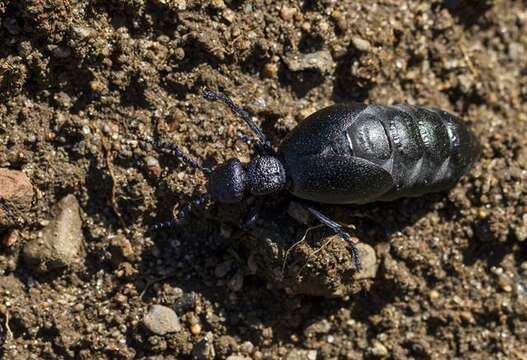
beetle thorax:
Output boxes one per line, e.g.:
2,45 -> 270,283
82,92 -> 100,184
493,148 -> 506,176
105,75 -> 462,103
246,156 -> 286,196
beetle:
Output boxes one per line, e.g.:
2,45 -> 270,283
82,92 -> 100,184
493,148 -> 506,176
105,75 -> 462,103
151,90 -> 480,271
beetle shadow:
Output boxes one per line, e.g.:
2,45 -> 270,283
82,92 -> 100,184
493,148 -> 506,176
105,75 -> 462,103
330,42 -> 375,104
131,191 -> 443,348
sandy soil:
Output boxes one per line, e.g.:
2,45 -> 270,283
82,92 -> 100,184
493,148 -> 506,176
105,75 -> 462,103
1,0 -> 527,359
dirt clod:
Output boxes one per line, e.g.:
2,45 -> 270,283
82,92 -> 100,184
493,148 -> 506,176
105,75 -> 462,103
284,50 -> 335,74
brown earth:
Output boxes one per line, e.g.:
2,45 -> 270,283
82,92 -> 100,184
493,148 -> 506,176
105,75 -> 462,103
1,0 -> 527,359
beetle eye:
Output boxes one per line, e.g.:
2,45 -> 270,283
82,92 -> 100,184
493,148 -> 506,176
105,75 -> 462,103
208,158 -> 246,203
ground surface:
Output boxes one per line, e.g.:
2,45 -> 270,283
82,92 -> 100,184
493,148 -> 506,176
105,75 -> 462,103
1,0 -> 527,359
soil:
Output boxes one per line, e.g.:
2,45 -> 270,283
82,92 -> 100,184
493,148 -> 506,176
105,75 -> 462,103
1,0 -> 527,359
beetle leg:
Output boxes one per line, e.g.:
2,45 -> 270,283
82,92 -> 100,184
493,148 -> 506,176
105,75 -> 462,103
150,194 -> 210,232
203,90 -> 275,155
306,207 -> 362,272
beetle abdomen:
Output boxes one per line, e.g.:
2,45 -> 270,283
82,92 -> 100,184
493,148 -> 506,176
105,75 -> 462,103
349,104 -> 480,200
279,103 -> 479,204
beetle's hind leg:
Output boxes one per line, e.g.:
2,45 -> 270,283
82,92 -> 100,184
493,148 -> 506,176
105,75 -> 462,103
306,207 -> 362,272
150,194 -> 210,232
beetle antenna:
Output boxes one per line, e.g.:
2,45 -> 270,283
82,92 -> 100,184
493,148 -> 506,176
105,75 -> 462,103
150,193 -> 210,232
203,90 -> 274,154
150,139 -> 212,175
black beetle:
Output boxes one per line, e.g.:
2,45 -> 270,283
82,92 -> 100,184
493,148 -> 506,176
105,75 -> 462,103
151,91 -> 480,271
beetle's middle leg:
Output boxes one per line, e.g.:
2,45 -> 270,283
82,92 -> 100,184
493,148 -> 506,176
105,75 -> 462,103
306,207 -> 362,272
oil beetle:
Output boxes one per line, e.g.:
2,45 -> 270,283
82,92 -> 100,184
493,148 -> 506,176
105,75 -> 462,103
151,91 -> 480,271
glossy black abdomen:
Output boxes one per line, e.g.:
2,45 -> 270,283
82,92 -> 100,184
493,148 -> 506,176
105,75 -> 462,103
350,104 -> 479,200
279,103 -> 479,204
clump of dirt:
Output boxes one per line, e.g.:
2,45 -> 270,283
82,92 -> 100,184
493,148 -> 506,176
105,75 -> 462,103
1,0 -> 527,359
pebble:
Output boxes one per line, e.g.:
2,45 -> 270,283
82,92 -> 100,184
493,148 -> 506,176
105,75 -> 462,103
263,62 -> 279,78
226,356 -> 251,360
228,270 -> 244,292
215,260 -> 232,278
1,229 -> 19,247
284,50 -> 334,74
371,340 -> 389,357
285,349 -> 318,360
0,168 -> 34,224
304,319 -> 331,336
353,243 -> 378,279
23,195 -> 86,273
280,6 -> 296,21
143,305 -> 181,335
351,36 -> 371,52
144,156 -> 161,177
239,341 -> 254,355
190,323 -> 202,335
109,234 -> 135,264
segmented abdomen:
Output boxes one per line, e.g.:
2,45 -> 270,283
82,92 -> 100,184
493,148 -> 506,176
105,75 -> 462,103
346,104 -> 480,200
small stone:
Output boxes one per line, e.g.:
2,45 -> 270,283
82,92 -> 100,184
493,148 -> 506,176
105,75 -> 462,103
143,305 -> 181,335
429,289 -> 440,301
301,22 -> 311,32
23,195 -> 86,273
50,45 -> 72,58
304,319 -> 331,336
318,21 -> 329,33
210,0 -> 226,9
371,340 -> 389,357
190,322 -> 202,335
239,341 -> 254,355
174,47 -> 185,61
89,79 -> 107,94
263,62 -> 279,78
72,26 -> 94,39
109,234 -> 134,264
222,9 -> 236,23
226,356 -> 251,360
73,303 -> 85,312
353,243 -> 378,279
228,270 -> 244,292
286,349 -> 317,360
1,229 -> 19,247
144,156 -> 161,177
0,168 -> 34,224
351,36 -> 371,52
280,6 -> 296,21
284,50 -> 334,74
192,332 -> 215,360
215,260 -> 232,278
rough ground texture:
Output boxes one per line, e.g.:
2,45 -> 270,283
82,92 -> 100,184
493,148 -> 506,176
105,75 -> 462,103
1,0 -> 527,359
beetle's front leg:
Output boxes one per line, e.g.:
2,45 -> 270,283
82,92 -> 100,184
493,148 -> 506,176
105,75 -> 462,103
305,207 -> 362,272
150,193 -> 210,232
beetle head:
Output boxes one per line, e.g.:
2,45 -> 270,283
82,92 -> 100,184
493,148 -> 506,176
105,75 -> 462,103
208,158 -> 246,203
